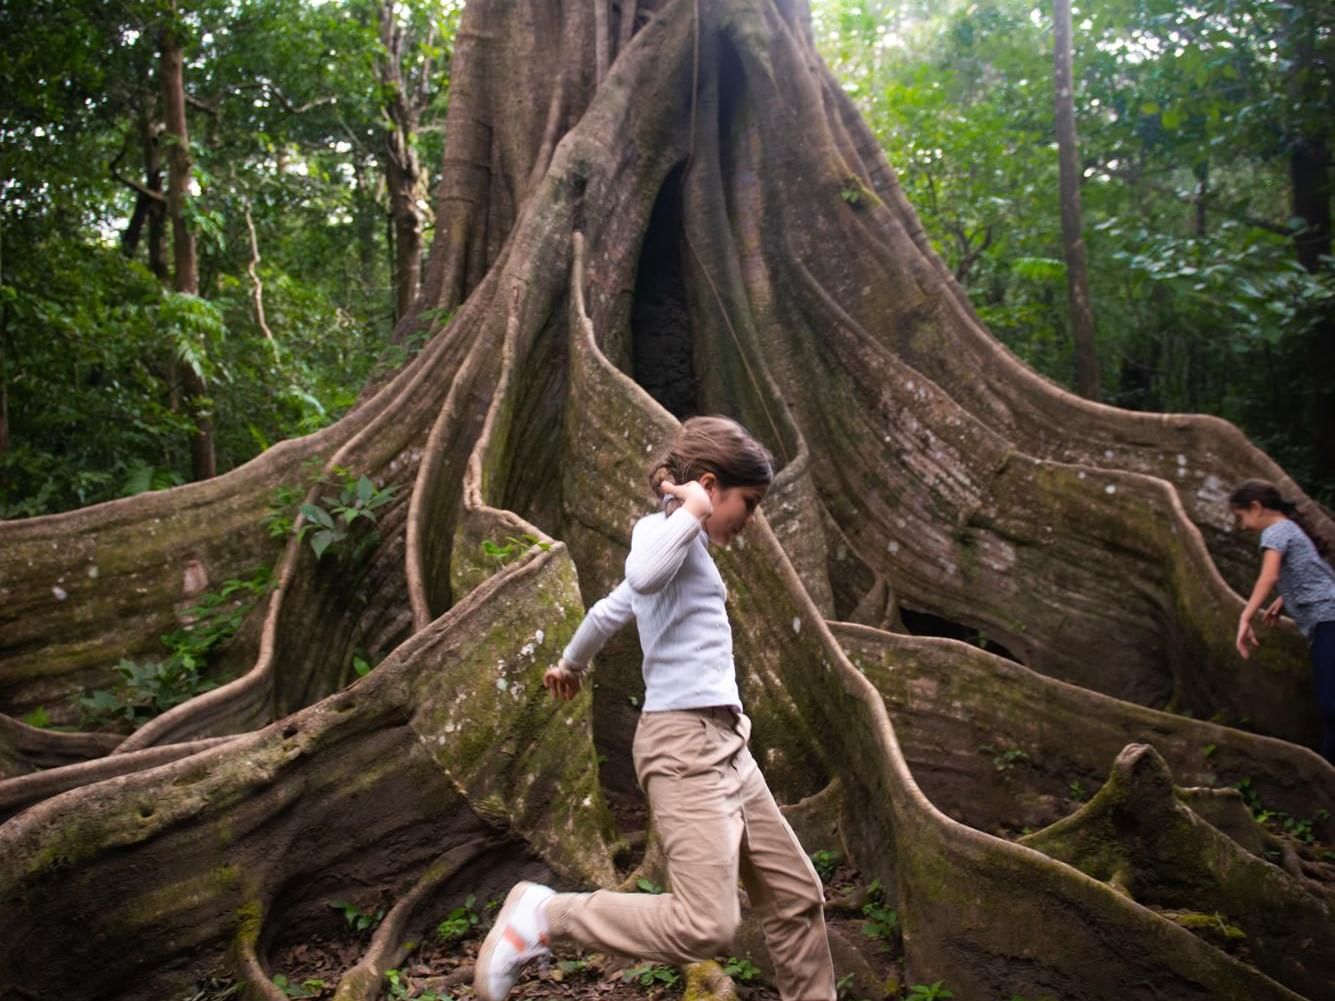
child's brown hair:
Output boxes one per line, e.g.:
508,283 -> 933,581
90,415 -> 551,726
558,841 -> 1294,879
648,416 -> 774,502
1229,479 -> 1330,561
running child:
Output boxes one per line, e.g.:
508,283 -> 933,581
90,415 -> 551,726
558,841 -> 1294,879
474,415 -> 836,1001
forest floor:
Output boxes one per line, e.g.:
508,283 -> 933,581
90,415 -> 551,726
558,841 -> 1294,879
176,802 -> 1331,1001
179,852 -> 903,1001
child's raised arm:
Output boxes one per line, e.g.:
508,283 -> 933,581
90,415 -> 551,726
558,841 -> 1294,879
624,480 -> 710,594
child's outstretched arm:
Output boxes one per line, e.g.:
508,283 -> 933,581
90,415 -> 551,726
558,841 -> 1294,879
545,579 -> 634,700
1237,548 -> 1282,659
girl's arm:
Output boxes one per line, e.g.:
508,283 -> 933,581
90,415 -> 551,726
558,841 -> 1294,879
560,579 -> 635,671
624,480 -> 711,594
1262,594 -> 1284,626
1236,549 -> 1283,659
547,580 -> 635,700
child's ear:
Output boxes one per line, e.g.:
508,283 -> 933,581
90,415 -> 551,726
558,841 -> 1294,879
699,472 -> 717,491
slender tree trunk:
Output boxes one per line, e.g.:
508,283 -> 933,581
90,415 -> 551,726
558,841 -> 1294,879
380,0 -> 425,323
385,139 -> 422,321
0,301 -> 10,458
1052,0 -> 1100,400
1287,5 -> 1334,483
161,11 -> 216,481
354,161 -> 378,300
1193,160 -> 1208,237
146,115 -> 168,282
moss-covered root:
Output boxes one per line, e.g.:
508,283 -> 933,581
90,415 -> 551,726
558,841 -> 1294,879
682,961 -> 739,1001
1021,743 -> 1333,999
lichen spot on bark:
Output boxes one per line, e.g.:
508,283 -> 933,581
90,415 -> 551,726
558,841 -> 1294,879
182,558 -> 209,598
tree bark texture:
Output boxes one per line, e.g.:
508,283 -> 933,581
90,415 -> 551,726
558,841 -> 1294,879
161,13 -> 217,482
1052,0 -> 1101,400
2,3 -> 1333,999
380,0 -> 432,325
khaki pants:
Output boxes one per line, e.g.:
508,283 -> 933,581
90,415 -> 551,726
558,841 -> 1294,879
546,707 -> 836,1001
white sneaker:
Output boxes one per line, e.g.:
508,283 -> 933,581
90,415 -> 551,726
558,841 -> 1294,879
473,881 -> 556,1001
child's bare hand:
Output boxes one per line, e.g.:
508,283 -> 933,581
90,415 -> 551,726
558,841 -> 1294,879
1235,618 -> 1259,659
543,661 -> 584,700
1262,597 -> 1283,627
659,478 -> 712,519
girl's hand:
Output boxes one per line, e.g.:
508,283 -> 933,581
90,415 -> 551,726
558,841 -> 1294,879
659,478 -> 712,519
1235,618 -> 1260,659
543,660 -> 584,700
1262,596 -> 1284,627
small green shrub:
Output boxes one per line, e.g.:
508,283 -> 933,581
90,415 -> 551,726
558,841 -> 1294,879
76,566 -> 272,729
622,963 -> 680,989
298,469 -> 399,561
810,849 -> 841,882
723,957 -> 760,982
480,532 -> 551,567
437,894 -> 482,942
329,899 -> 383,934
906,982 -> 953,1000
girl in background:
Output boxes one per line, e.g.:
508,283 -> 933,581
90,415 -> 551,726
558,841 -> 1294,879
1230,479 -> 1335,763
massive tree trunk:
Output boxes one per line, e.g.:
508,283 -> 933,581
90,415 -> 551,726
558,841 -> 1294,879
2,3 -> 1333,1000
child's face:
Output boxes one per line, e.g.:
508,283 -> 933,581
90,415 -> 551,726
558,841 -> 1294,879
704,482 -> 768,547
1232,501 -> 1266,533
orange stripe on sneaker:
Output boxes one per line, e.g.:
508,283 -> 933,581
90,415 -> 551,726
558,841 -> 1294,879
502,926 -> 528,951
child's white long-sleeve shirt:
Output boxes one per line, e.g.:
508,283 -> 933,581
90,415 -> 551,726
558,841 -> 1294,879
561,506 -> 742,711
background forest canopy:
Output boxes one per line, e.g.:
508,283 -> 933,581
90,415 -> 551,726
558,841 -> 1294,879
1,0 -> 1331,519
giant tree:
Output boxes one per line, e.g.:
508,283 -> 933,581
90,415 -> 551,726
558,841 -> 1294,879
2,3 -> 1333,1000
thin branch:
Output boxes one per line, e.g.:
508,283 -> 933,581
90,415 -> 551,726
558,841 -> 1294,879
186,93 -> 219,115
244,202 -> 279,362
110,143 -> 166,204
1092,163 -> 1291,236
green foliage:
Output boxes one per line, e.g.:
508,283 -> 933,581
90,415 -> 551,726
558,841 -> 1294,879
385,967 -> 450,1001
634,877 -> 664,894
436,894 -> 481,942
0,0 -> 467,519
622,963 -> 680,989
329,899 -> 383,934
480,533 -> 552,567
906,983 -> 953,1000
20,706 -> 51,728
271,975 -> 325,999
1067,779 -> 1089,803
76,566 -> 272,728
1235,777 -> 1327,844
723,957 -> 761,982
270,973 -> 326,999
297,468 -> 399,561
861,900 -> 900,946
810,848 -> 841,882
811,0 -> 1335,501
839,175 -> 865,205
263,484 -> 305,539
979,744 -> 1030,773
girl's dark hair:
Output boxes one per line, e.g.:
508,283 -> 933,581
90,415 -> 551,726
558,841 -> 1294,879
648,416 -> 775,503
1229,479 -> 1331,561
